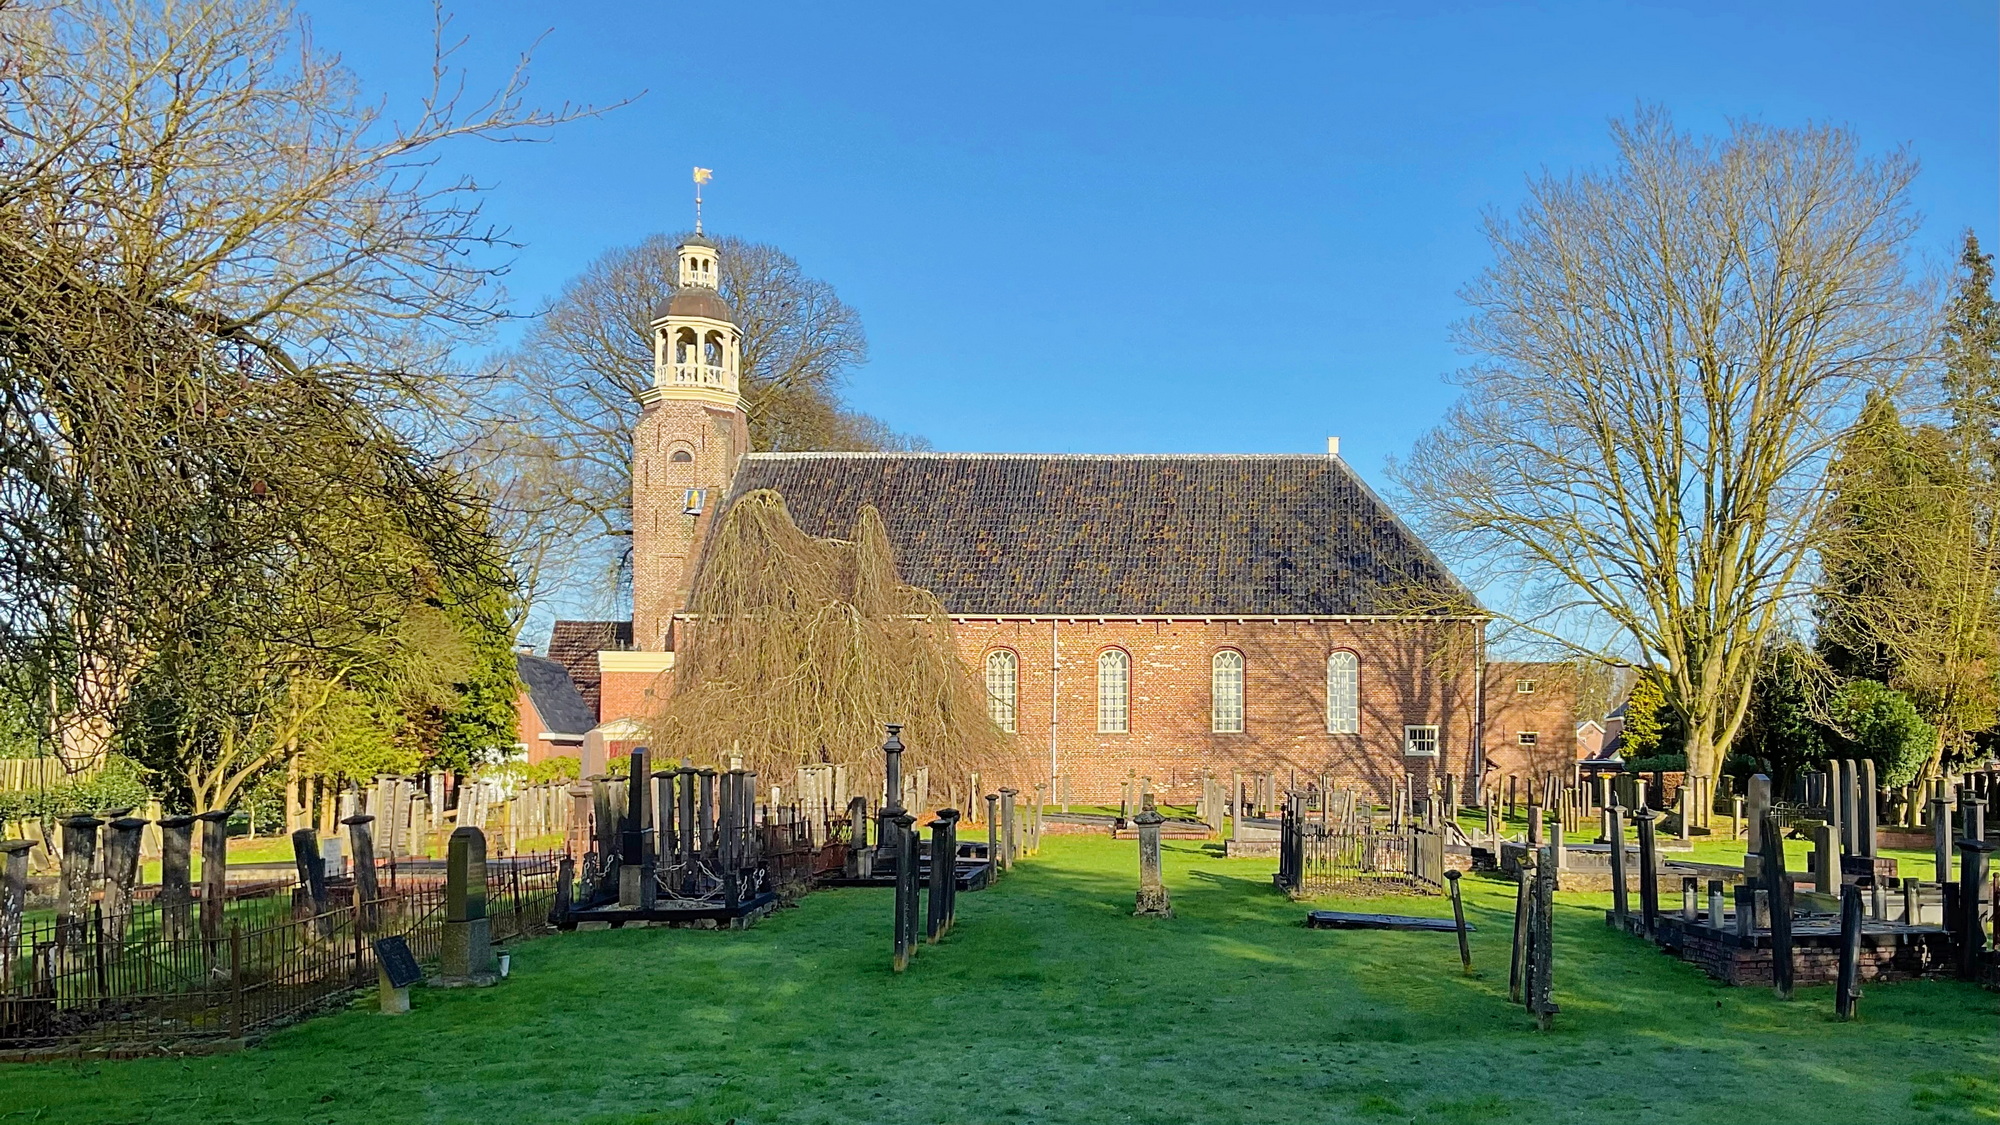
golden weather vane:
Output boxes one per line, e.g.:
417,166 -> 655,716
693,166 -> 713,233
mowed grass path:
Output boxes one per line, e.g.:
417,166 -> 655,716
8,834 -> 1995,1125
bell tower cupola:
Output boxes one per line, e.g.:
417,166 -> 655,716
629,167 -> 752,655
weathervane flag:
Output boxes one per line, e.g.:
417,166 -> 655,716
692,167 -> 713,232
692,167 -> 713,184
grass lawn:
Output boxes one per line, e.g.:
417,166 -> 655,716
8,834 -> 1995,1125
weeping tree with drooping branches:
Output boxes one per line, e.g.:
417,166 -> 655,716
648,490 -> 1024,798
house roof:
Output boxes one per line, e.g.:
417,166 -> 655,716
715,453 -> 1477,617
547,619 -> 632,717
515,654 -> 596,737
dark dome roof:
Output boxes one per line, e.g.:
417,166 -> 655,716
651,286 -> 735,323
680,232 -> 718,250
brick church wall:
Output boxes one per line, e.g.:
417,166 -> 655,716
1480,660 -> 1580,781
950,617 -> 1483,805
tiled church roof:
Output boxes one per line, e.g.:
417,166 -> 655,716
546,619 -> 632,717
718,454 -> 1477,617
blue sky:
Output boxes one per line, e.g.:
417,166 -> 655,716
307,1 -> 1996,482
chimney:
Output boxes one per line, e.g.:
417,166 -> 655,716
1326,436 -> 1341,458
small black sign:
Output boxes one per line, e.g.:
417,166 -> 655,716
374,936 -> 422,989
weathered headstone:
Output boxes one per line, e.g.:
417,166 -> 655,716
1902,876 -> 1922,925
1956,839 -> 1994,981
1809,820 -> 1838,894
343,814 -> 381,933
1446,869 -> 1472,974
927,809 -> 959,941
1634,806 -> 1660,938
984,794 -> 1000,882
1827,760 -> 1847,857
438,826 -> 495,986
1607,805 -> 1629,927
157,815 -> 196,941
1707,879 -> 1726,928
1761,809 -> 1794,999
101,815 -> 146,943
1835,883 -> 1863,1021
1133,809 -> 1172,917
1858,759 -> 1880,859
56,814 -> 102,944
999,787 -> 1019,870
892,812 -> 919,972
1745,774 -> 1771,878
0,839 -> 34,987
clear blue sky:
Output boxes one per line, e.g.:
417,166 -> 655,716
306,1 -> 1997,482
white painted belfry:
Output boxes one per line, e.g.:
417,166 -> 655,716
645,235 -> 743,412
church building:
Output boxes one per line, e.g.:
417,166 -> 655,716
542,232 -> 1578,803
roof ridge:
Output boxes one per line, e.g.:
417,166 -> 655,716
745,452 -> 1351,460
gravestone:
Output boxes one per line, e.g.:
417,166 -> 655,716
1606,805 -> 1629,927
892,812 -> 919,972
1133,809 -> 1173,918
1827,760 -> 1847,857
1808,820 -> 1837,894
101,815 -> 147,942
1835,884 -> 1863,1021
1956,839 -> 1994,980
927,809 -> 959,941
999,787 -> 1019,870
157,815 -> 197,941
1761,809 -> 1794,999
1634,806 -> 1660,938
0,839 -> 34,987
1858,759 -> 1880,859
374,935 -> 421,1014
1745,774 -> 1771,878
1932,797 -> 1953,885
984,794 -> 1000,882
196,809 -> 230,944
56,815 -> 102,944
343,814 -> 381,932
438,826 -> 496,986
878,725 -> 908,865
1708,879 -> 1726,928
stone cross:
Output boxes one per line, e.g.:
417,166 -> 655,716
1133,809 -> 1173,917
438,826 -> 495,986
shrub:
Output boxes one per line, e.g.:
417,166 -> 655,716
1828,679 -> 1935,787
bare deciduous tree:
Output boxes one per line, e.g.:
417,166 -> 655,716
1395,109 -> 1928,782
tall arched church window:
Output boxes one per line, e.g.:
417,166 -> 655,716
1097,649 -> 1130,733
1326,651 -> 1359,734
985,650 -> 1018,733
1211,651 -> 1244,733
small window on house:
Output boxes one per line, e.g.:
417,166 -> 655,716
670,450 -> 693,463
1097,649 -> 1130,734
1211,650 -> 1244,733
1518,731 -> 1539,747
985,650 -> 1018,733
1404,725 -> 1440,758
1326,651 -> 1359,734
1517,679 -> 1537,694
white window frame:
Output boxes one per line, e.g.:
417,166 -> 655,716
1326,651 -> 1359,734
985,649 -> 1018,733
1097,649 -> 1130,734
1516,678 -> 1537,694
1517,731 -> 1538,747
1403,725 -> 1440,758
1211,650 -> 1244,733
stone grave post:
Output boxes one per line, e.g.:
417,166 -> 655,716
290,827 -> 332,938
1676,787 -> 1692,842
1965,797 -> 1988,845
999,787 -> 1019,870
1707,879 -> 1726,928
1133,808 -> 1172,917
1607,805 -> 1629,928
1733,883 -> 1755,938
697,769 -> 719,865
1809,820 -> 1838,894
1902,876 -> 1922,925
619,747 -> 653,910
1445,869 -> 1472,973
343,814 -> 381,933
1526,796 -> 1543,848
157,815 -> 196,941
878,725 -> 907,865
892,812 -> 919,973
101,815 -> 146,943
55,814 -> 102,945
1509,850 -> 1532,1002
1826,761 -> 1846,857
1859,759 -> 1880,859
1634,806 -> 1660,938
196,809 -> 230,949
1870,880 -> 1887,922
1681,876 -> 1699,923
927,810 -> 958,941
1745,774 -> 1771,878
0,839 -> 34,988
1933,796 -> 1954,885
984,794 -> 1000,882
438,826 -> 495,986
1527,845 -> 1557,1031
1760,809 -> 1794,999
1956,839 -> 1994,981
1835,883 -> 1863,1021
653,767 -> 677,859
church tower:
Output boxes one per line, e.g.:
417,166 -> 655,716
629,221 -> 750,653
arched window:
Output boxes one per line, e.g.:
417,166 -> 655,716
1097,649 -> 1130,733
985,650 -> 1018,733
704,332 -> 724,367
674,328 -> 696,364
670,449 -> 693,463
1211,650 -> 1244,733
1326,651 -> 1359,734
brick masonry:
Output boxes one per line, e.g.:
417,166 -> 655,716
630,399 -> 749,653
1478,660 -> 1581,781
948,617 -> 1482,804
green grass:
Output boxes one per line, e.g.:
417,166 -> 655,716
7,834 -> 1994,1124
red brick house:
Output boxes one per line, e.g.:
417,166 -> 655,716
542,231 -> 1530,802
